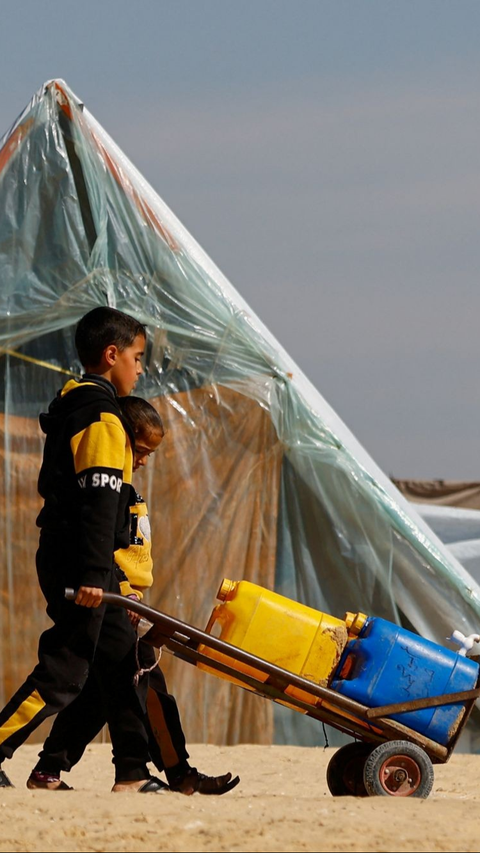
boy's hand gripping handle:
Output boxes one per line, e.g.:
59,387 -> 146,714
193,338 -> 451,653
64,587 -> 104,607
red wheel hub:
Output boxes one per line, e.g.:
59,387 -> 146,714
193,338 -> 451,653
379,754 -> 421,796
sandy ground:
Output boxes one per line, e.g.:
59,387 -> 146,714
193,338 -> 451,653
1,744 -> 479,852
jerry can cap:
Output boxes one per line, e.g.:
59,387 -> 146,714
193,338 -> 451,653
217,578 -> 237,601
344,611 -> 368,635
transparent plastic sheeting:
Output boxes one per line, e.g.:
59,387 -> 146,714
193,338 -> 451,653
1,80 -> 479,749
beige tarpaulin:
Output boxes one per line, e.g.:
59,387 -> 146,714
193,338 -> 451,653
144,386 -> 283,744
391,479 -> 480,510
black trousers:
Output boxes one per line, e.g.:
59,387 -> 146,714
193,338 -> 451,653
0,532 -> 150,782
35,641 -> 189,776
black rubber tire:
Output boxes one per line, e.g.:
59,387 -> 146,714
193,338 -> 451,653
326,741 -> 373,797
363,740 -> 434,798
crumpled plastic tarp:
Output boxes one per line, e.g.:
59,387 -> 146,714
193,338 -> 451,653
1,80 -> 479,749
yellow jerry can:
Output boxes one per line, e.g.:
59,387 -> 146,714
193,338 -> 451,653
197,578 -> 348,708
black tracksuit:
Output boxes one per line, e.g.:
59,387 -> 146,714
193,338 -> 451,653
0,375 -> 150,781
33,643 -> 189,778
34,491 -> 190,779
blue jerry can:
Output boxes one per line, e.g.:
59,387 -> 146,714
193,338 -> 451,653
330,617 -> 479,746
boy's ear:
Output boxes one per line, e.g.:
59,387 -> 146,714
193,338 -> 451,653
104,345 -> 118,366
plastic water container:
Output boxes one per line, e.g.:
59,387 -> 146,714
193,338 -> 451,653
330,616 -> 480,745
197,578 -> 348,707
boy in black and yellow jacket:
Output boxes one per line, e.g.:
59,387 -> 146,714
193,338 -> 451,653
28,396 -> 239,795
0,307 -> 164,793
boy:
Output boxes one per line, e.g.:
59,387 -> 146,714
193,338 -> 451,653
27,396 -> 239,795
0,307 -> 164,792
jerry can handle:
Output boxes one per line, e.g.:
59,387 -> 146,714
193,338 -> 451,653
204,604 -> 223,635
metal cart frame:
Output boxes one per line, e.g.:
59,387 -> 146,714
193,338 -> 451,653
68,590 -> 480,798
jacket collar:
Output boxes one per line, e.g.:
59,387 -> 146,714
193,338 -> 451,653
81,373 -> 118,399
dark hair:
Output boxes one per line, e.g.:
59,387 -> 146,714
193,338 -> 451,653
119,396 -> 164,439
75,307 -> 147,367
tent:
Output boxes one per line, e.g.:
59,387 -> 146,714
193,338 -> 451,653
1,80 -> 480,749
392,479 -> 480,607
392,479 -> 480,511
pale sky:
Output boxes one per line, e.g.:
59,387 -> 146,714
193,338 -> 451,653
1,0 -> 480,479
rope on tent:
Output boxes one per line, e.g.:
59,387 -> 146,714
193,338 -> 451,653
0,347 -> 80,378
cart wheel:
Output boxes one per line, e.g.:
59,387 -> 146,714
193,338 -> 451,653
326,742 -> 373,797
363,740 -> 434,798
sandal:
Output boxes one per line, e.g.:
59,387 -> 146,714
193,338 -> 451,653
0,769 -> 13,788
169,768 -> 240,796
137,776 -> 170,793
26,771 -> 73,791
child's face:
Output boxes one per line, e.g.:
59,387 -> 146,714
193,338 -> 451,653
133,427 -> 164,471
110,334 -> 146,396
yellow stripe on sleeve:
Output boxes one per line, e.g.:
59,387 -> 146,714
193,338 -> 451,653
103,412 -> 133,483
70,413 -> 126,474
0,689 -> 46,745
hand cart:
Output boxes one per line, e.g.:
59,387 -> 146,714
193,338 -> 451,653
66,589 -> 480,799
